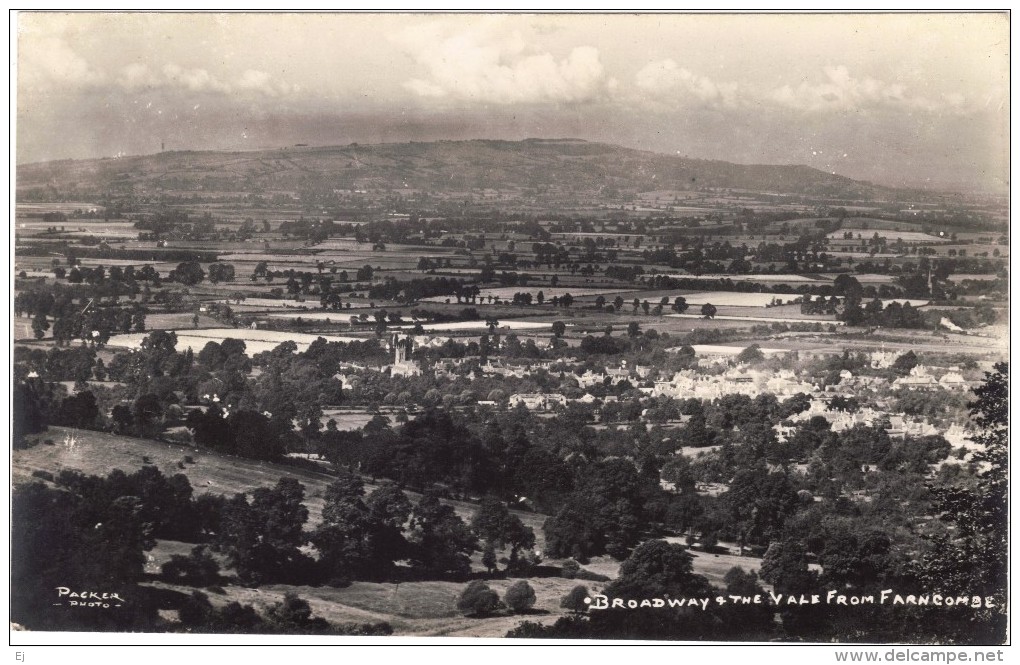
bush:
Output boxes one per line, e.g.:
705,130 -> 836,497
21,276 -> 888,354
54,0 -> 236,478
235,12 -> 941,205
482,542 -> 497,573
161,546 -> 221,586
558,559 -> 608,581
560,585 -> 590,614
334,621 -> 394,636
504,580 -> 536,613
506,615 -> 593,638
574,568 -> 610,582
265,592 -> 331,633
13,437 -> 37,451
456,580 -> 502,617
30,470 -> 54,482
178,591 -> 214,627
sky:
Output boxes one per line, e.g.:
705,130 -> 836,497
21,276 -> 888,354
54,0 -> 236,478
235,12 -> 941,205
14,12 -> 1010,192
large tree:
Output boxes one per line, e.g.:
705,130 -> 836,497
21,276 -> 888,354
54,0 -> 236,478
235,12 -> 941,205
723,467 -> 800,547
408,492 -> 478,578
543,459 -> 649,561
913,362 -> 1008,643
216,477 -> 311,585
311,476 -> 410,583
12,481 -> 157,630
605,539 -> 712,600
578,540 -> 725,639
471,496 -> 535,568
171,261 -> 206,286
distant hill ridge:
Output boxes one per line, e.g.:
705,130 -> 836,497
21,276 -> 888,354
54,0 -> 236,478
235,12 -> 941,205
17,138 -> 894,199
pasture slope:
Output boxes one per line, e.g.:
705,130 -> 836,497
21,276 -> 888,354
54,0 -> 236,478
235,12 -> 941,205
13,426 -> 762,637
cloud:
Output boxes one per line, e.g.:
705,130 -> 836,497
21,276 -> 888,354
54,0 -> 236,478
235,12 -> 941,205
236,69 -> 296,97
630,62 -> 977,116
19,37 -> 105,88
117,63 -> 162,90
394,19 -> 615,105
18,32 -> 294,99
628,61 -> 983,117
113,63 -> 293,96
769,65 -> 967,113
162,64 -> 231,94
635,59 -> 739,108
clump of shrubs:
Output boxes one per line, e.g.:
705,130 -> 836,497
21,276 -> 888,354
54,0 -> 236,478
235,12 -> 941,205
457,580 -> 502,617
178,591 -> 394,635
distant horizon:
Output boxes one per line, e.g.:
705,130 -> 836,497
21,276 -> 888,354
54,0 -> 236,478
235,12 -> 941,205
15,13 -> 1008,195
15,135 -> 999,197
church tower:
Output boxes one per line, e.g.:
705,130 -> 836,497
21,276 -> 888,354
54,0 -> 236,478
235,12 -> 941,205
392,334 -> 409,364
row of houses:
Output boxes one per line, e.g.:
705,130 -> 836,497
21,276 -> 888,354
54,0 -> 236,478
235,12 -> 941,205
892,366 -> 970,391
650,368 -> 818,400
782,397 -> 973,443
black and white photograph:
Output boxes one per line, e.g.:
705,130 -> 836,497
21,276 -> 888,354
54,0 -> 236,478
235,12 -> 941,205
9,11 -> 1010,648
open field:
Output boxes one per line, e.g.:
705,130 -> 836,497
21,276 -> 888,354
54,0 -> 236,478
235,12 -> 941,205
826,229 -> 947,243
875,298 -> 930,307
319,410 -> 389,431
825,329 -> 1009,356
13,317 -> 50,340
308,239 -> 379,251
393,320 -> 556,332
812,218 -> 922,231
651,272 -> 898,286
716,303 -> 830,319
146,312 -> 224,329
14,221 -> 138,238
679,291 -> 803,307
108,328 -> 367,355
185,579 -> 572,637
682,344 -> 791,356
11,426 -> 540,532
668,313 -> 841,326
946,274 -> 1001,282
267,312 -> 363,323
12,427 -> 323,501
852,273 -> 899,283
421,286 -> 639,303
928,244 -> 1008,258
213,297 -> 329,308
16,202 -> 104,213
653,272 -> 826,283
